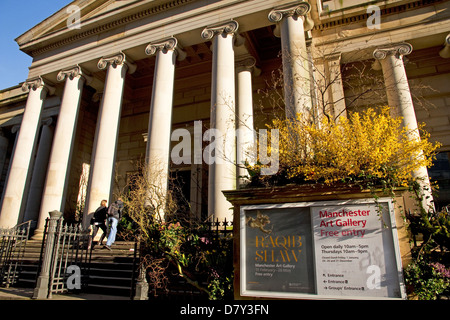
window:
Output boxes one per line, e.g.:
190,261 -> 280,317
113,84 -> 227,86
428,152 -> 450,210
321,0 -> 372,12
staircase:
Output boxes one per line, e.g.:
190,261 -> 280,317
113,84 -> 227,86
85,241 -> 138,297
16,239 -> 43,288
15,239 -> 139,298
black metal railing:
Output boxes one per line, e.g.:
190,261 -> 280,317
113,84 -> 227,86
0,221 -> 32,288
33,212 -> 91,299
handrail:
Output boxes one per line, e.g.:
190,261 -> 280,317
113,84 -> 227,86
13,220 -> 32,231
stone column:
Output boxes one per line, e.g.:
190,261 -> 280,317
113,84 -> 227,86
373,43 -> 416,121
236,56 -> 259,188
83,53 -> 136,227
144,37 -> 185,220
268,1 -> 314,119
201,20 -> 239,222
373,43 -> 433,208
23,118 -> 54,227
314,52 -> 347,120
324,52 -> 347,120
0,77 -> 54,228
0,129 -> 9,185
35,66 -> 90,238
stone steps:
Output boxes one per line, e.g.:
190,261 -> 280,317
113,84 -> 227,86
11,239 -> 139,298
84,241 -> 138,297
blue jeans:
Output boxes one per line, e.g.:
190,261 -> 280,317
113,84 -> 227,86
106,217 -> 118,246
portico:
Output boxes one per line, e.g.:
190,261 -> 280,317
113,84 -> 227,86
0,0 -> 449,232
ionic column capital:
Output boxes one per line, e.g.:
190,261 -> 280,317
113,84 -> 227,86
439,34 -> 450,58
201,20 -> 239,40
57,65 -> 92,84
41,117 -> 53,127
11,125 -> 20,134
373,43 -> 413,60
235,56 -> 261,76
268,1 -> 313,31
145,37 -> 187,61
92,91 -> 103,103
268,2 -> 311,22
98,52 -> 137,74
21,77 -> 55,95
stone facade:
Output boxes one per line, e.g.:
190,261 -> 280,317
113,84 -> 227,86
0,0 -> 449,231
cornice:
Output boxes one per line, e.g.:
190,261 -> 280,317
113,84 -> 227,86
313,0 -> 446,31
25,0 -> 195,57
0,93 -> 28,108
20,0 -> 446,59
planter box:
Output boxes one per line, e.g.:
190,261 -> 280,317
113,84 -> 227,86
224,184 -> 414,300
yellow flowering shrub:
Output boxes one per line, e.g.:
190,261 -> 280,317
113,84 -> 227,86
247,107 -> 441,188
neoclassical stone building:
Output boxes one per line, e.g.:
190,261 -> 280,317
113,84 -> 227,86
0,0 -> 449,235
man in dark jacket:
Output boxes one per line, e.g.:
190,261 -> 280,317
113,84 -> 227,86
104,197 -> 124,250
89,199 -> 108,249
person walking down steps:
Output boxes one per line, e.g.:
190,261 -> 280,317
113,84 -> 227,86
103,197 -> 124,251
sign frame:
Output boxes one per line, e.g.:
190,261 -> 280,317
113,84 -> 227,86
239,198 -> 407,300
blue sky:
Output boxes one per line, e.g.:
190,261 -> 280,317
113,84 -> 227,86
0,0 -> 72,90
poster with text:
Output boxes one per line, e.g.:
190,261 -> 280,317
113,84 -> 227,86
242,207 -> 316,295
311,201 -> 403,298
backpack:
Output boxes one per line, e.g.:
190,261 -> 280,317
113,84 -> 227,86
108,201 -> 121,219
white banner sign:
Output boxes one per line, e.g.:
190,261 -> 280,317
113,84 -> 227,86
312,202 -> 402,298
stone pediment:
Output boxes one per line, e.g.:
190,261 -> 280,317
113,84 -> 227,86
15,0 -> 185,56
16,0 -> 109,44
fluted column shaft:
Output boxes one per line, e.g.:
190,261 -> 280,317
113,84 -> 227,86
35,66 -> 89,237
269,2 -> 314,119
0,77 -> 54,228
324,53 -> 347,119
202,20 -> 239,221
0,130 -> 9,182
374,43 -> 417,127
23,118 -> 54,227
236,57 -> 258,188
144,38 -> 184,220
83,53 -> 135,226
374,43 -> 433,208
